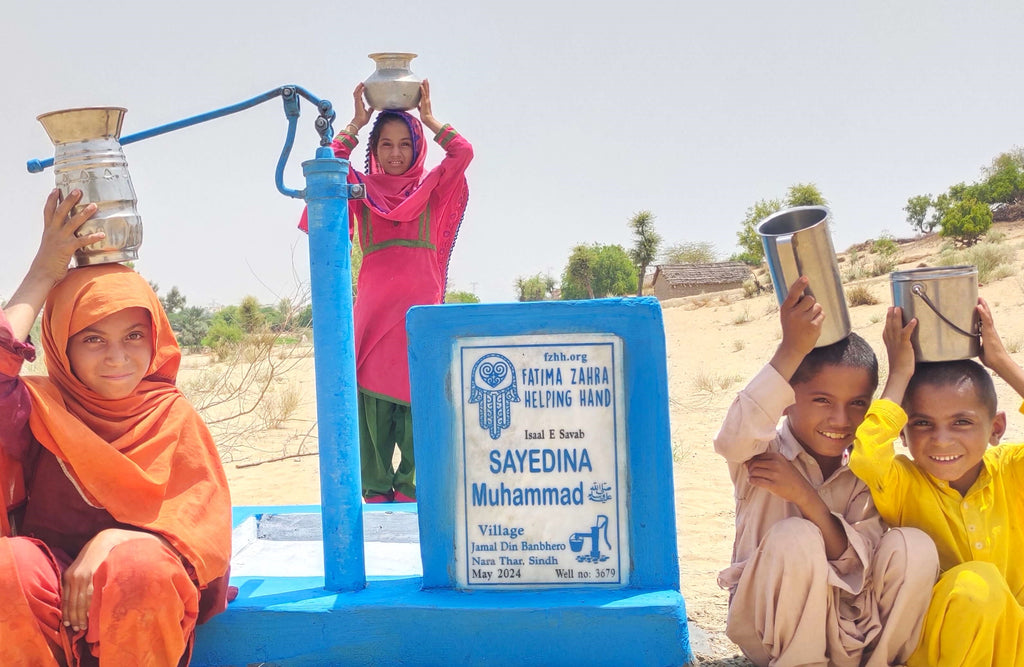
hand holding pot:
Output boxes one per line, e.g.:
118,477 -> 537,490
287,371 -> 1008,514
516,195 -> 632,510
348,83 -> 372,133
416,80 -> 444,135
770,276 -> 824,381
880,307 -> 916,404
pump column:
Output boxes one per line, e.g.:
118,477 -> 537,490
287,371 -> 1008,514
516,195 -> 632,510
303,146 -> 365,591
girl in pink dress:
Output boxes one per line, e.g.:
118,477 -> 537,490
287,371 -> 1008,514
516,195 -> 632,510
301,80 -> 472,502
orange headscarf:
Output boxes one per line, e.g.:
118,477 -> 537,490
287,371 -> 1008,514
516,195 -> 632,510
19,265 -> 230,587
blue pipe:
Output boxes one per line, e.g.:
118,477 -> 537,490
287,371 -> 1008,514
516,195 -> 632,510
276,92 -> 304,199
26,85 -> 332,173
303,146 -> 365,591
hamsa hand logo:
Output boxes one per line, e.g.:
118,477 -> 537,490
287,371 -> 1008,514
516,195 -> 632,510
468,353 -> 519,440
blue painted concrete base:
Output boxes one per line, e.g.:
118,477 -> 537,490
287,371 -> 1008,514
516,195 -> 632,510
192,505 -> 692,666
193,575 -> 691,666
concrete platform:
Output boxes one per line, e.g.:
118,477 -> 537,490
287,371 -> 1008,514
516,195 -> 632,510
192,505 -> 692,666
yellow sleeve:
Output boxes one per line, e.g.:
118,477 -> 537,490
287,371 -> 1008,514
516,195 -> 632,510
848,399 -> 908,521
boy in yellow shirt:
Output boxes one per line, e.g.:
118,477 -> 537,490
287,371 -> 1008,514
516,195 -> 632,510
850,298 -> 1024,665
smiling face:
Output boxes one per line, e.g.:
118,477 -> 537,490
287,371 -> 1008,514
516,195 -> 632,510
66,306 -> 154,399
902,380 -> 1006,495
373,118 -> 414,175
786,364 -> 874,473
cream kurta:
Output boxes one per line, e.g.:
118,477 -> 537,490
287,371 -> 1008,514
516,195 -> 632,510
715,364 -> 937,666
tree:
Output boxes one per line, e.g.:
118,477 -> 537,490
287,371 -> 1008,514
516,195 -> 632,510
514,273 -> 556,302
662,241 -> 716,264
627,210 -> 661,297
560,244 -> 636,300
939,197 -> 992,247
238,296 -> 265,333
295,304 -> 313,329
564,246 -> 596,299
733,184 -> 830,265
445,290 -> 480,303
785,182 -> 828,208
904,194 -> 935,233
734,199 -> 782,265
160,286 -> 186,314
982,149 -> 1024,205
169,306 -> 210,351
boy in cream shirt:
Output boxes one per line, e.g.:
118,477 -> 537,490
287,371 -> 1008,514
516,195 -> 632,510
716,278 -> 937,666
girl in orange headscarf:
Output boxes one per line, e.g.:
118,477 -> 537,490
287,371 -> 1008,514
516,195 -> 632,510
0,189 -> 232,666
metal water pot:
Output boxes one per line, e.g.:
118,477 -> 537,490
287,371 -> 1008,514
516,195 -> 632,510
37,107 -> 143,266
891,266 -> 980,361
363,52 -> 422,111
758,206 -> 851,347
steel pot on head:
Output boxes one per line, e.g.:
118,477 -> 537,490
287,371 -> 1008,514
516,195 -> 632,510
757,206 -> 851,347
891,266 -> 980,362
363,52 -> 422,111
37,107 -> 143,266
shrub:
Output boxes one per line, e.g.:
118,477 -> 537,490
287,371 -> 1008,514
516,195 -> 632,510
846,285 -> 879,307
731,307 -> 752,325
937,240 -> 1016,283
939,197 -> 993,247
202,318 -> 244,352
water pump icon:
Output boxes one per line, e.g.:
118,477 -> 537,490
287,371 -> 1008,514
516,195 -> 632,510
569,515 -> 611,563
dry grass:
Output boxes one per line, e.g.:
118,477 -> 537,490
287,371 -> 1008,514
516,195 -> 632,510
693,367 -> 744,394
731,307 -> 752,325
846,284 -> 879,307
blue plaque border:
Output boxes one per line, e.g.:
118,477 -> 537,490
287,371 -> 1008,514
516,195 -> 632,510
408,297 -> 679,590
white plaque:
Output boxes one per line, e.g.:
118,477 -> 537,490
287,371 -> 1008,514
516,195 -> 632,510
453,334 -> 629,588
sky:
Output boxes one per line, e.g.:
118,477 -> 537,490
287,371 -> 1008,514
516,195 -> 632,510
3,1 -> 1022,308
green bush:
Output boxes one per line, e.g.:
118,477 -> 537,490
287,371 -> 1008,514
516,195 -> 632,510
202,318 -> 244,351
939,198 -> 993,247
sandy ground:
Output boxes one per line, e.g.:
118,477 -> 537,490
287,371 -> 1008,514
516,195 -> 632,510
203,221 -> 1024,665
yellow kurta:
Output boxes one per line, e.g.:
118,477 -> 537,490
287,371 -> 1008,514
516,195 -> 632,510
850,399 -> 1024,666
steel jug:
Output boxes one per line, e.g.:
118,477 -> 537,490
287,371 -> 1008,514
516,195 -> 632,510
363,52 -> 422,111
37,107 -> 143,266
758,206 -> 851,347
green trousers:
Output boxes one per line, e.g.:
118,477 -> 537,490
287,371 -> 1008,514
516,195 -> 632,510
357,391 -> 415,499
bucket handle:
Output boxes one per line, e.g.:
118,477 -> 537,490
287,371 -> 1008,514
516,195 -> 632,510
911,283 -> 980,339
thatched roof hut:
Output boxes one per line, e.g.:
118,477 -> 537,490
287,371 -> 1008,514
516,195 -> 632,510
652,262 -> 752,300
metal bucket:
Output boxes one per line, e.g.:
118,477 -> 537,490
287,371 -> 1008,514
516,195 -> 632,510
891,266 -> 980,361
757,206 -> 851,347
37,107 -> 143,266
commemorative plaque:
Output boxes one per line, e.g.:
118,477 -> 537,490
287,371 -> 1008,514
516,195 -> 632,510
453,334 -> 629,588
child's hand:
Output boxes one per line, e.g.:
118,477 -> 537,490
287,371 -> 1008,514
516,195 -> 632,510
745,451 -> 816,506
61,529 -> 176,633
977,297 -> 1024,397
978,297 -> 1011,372
417,79 -> 443,135
769,276 -> 824,381
350,83 -> 372,132
780,276 -> 824,355
31,189 -> 102,286
2,190 -> 102,343
881,307 -> 916,403
747,451 -> 851,560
